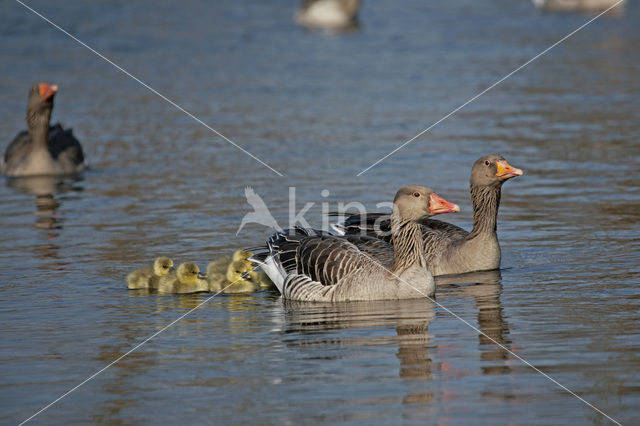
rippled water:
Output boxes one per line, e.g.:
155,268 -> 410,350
1,0 -> 639,424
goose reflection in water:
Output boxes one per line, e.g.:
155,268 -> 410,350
6,174 -> 84,268
436,269 -> 511,375
282,298 -> 435,384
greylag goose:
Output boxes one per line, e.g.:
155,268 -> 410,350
250,185 -> 459,302
295,0 -> 360,30
334,155 -> 522,276
2,83 -> 85,177
157,262 -> 209,294
208,260 -> 258,293
127,257 -> 174,290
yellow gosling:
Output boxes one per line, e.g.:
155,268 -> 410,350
206,249 -> 255,287
232,249 -> 254,265
209,260 -> 258,293
224,261 -> 259,294
127,257 -> 173,290
157,262 -> 209,294
249,269 -> 276,289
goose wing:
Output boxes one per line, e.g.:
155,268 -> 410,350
262,228 -> 376,286
417,217 -> 468,240
333,212 -> 392,242
335,212 -> 469,243
48,124 -> 85,169
296,234 -> 373,286
2,131 -> 29,172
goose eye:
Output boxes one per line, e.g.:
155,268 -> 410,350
484,160 -> 490,166
413,192 -> 421,198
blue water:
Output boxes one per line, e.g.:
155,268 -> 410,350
1,0 -> 639,424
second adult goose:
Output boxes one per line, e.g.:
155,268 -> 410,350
335,155 -> 523,276
251,185 -> 459,302
2,83 -> 85,177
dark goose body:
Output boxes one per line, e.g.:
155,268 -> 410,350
2,83 -> 84,177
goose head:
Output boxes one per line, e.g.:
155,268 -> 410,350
393,185 -> 460,222
27,82 -> 58,126
153,257 -> 174,276
226,260 -> 253,283
471,154 -> 523,188
176,262 -> 207,285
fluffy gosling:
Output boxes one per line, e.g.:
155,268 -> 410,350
127,257 -> 174,290
157,262 -> 209,294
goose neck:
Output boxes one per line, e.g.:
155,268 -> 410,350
27,104 -> 51,147
390,214 -> 426,273
469,184 -> 501,238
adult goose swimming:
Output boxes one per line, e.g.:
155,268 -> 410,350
250,185 -> 459,302
333,155 -> 523,276
2,83 -> 85,177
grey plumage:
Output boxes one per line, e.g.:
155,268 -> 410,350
335,155 -> 523,276
252,186 -> 459,302
2,83 -> 85,177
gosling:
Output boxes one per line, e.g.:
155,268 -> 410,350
209,260 -> 258,294
126,257 -> 174,290
206,249 -> 254,279
248,269 -> 276,289
157,262 -> 209,294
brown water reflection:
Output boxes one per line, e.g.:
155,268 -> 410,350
437,270 -> 511,376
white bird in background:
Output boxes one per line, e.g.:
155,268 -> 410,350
531,0 -> 626,12
295,0 -> 361,30
236,186 -> 282,236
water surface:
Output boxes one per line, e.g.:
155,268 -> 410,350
1,0 -> 639,424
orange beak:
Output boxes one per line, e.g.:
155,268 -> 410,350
495,160 -> 523,180
429,193 -> 460,215
39,83 -> 58,101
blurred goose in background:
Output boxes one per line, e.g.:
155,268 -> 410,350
2,83 -> 85,177
295,0 -> 360,30
127,257 -> 174,290
531,0 -> 626,12
208,260 -> 258,293
335,155 -> 522,276
251,186 -> 460,302
157,262 -> 209,294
